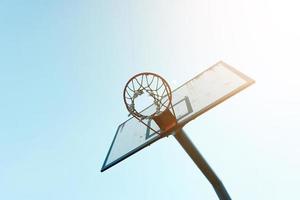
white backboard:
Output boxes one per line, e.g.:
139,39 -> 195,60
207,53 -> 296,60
101,61 -> 254,172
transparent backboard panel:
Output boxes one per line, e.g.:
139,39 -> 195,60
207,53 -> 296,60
101,61 -> 254,171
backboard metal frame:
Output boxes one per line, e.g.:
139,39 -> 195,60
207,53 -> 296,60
101,61 -> 254,172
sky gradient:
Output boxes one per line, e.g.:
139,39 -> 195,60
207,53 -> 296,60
1,0 -> 300,199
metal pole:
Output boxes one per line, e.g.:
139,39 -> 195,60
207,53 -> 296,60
174,129 -> 231,200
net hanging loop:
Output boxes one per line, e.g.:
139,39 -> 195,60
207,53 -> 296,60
123,72 -> 177,135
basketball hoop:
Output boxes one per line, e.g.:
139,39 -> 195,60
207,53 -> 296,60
123,72 -> 177,136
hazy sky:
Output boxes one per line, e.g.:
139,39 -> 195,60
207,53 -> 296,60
1,0 -> 300,199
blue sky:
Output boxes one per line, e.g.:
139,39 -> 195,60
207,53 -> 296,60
1,0 -> 300,199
